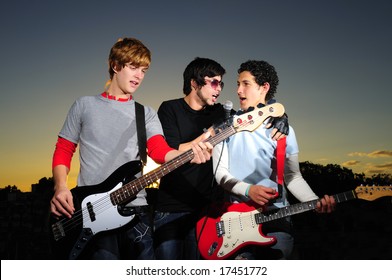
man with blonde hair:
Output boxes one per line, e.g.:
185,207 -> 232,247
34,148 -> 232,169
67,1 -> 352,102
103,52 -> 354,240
50,38 -> 212,259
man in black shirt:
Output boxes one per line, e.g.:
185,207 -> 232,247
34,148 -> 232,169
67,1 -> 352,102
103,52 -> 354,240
153,57 -> 287,259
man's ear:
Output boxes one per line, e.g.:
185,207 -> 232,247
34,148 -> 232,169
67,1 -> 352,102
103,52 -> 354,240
111,62 -> 120,74
262,82 -> 270,92
191,79 -> 198,90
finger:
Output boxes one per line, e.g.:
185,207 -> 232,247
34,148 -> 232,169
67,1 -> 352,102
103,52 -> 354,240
256,200 -> 266,206
56,194 -> 75,215
330,196 -> 336,210
203,149 -> 212,161
324,195 -> 335,213
59,204 -> 73,218
197,141 -> 207,150
315,200 -> 323,212
67,196 -> 75,211
203,130 -> 211,140
197,141 -> 213,161
318,197 -> 332,213
266,117 -> 273,128
263,187 -> 276,195
196,144 -> 208,162
190,153 -> 200,163
50,201 -> 62,218
64,200 -> 75,215
205,141 -> 213,150
274,133 -> 286,141
257,195 -> 270,205
251,194 -> 267,205
58,195 -> 75,217
270,128 -> 278,139
190,143 -> 202,163
52,199 -> 72,218
261,196 -> 270,204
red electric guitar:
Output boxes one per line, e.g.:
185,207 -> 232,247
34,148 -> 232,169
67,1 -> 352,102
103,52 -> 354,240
196,185 -> 392,260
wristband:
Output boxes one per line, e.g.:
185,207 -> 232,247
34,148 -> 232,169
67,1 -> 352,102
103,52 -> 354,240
245,185 -> 251,197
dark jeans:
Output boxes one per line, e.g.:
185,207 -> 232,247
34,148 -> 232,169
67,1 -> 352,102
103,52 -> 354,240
153,211 -> 199,260
83,207 -> 155,260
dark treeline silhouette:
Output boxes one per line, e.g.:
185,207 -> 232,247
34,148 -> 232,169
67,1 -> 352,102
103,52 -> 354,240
0,162 -> 391,260
290,162 -> 392,259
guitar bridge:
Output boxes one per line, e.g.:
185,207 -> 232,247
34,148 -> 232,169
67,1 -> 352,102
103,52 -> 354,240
216,221 -> 225,237
52,221 -> 65,241
208,242 -> 218,256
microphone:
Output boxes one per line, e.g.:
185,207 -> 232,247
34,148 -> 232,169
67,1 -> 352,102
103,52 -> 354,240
223,100 -> 233,120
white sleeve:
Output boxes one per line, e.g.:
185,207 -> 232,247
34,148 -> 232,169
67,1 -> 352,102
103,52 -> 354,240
213,142 -> 250,197
284,153 -> 319,202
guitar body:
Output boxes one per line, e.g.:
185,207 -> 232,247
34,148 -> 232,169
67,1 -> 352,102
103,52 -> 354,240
51,160 -> 142,259
197,202 -> 276,260
197,186 -> 392,260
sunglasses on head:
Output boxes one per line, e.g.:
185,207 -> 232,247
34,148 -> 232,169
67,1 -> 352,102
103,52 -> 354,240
205,78 -> 224,90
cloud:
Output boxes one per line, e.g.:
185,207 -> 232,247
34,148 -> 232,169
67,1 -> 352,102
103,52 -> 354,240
365,162 -> 392,175
348,150 -> 392,158
341,160 -> 360,167
341,160 -> 392,176
347,152 -> 367,157
372,162 -> 392,169
368,151 -> 392,158
315,158 -> 329,163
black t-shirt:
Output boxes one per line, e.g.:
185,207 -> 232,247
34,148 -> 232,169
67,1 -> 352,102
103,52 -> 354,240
155,98 -> 225,212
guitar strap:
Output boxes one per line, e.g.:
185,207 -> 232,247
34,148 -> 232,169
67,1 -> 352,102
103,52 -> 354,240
276,137 -> 286,197
135,102 -> 147,173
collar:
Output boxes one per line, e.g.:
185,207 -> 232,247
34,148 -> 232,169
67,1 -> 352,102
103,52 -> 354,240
101,92 -> 133,102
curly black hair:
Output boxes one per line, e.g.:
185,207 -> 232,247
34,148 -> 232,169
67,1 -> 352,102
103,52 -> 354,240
238,60 -> 279,101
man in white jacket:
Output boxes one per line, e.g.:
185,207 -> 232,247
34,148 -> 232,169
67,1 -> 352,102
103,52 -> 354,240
213,60 -> 335,259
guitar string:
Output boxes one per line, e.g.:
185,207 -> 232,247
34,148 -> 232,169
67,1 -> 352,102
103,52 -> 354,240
55,149 -> 194,234
201,187 -> 392,259
55,107 -> 280,236
55,106 -> 282,237
55,107 -> 281,236
56,128 -> 232,235
214,188 -> 392,229
56,147 -> 198,235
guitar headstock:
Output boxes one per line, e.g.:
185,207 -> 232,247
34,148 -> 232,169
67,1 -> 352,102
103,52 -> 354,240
354,185 -> 392,201
233,103 -> 285,132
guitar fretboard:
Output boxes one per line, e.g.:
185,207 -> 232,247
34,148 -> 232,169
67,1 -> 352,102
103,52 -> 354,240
109,103 -> 284,206
254,190 -> 357,224
109,125 -> 237,205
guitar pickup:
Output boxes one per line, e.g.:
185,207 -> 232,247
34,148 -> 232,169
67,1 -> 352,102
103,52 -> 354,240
87,202 -> 96,222
216,221 -> 225,237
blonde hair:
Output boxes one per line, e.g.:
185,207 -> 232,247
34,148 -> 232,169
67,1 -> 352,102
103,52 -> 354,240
106,38 -> 151,87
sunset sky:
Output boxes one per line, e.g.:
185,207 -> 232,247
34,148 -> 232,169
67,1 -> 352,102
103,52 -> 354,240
1,0 -> 391,192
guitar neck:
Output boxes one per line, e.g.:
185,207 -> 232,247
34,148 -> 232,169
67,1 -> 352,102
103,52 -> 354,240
110,125 -> 236,205
110,103 -> 285,205
255,190 -> 357,224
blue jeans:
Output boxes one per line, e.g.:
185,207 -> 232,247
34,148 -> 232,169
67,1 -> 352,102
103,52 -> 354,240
89,211 -> 155,260
153,211 -> 199,259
